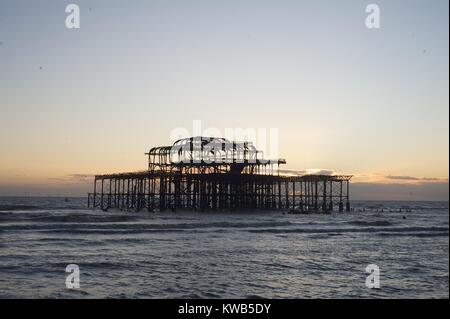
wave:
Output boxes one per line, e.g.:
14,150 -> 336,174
347,220 -> 394,227
0,213 -> 140,223
1,221 -> 447,237
248,226 -> 449,235
0,205 -> 41,211
377,232 -> 449,237
0,205 -> 86,212
36,228 -> 185,235
0,220 -> 293,231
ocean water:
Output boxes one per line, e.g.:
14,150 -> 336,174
0,197 -> 448,299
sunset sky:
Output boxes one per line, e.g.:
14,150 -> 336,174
0,0 -> 448,200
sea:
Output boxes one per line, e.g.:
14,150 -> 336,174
0,197 -> 448,299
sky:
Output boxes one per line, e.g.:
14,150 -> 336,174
0,0 -> 448,200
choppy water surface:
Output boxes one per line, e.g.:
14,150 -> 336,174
0,197 -> 448,298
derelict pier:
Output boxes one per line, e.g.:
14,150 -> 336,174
88,137 -> 352,212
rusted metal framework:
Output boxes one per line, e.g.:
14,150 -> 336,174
88,137 -> 352,212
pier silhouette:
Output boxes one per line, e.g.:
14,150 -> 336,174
88,137 -> 352,212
